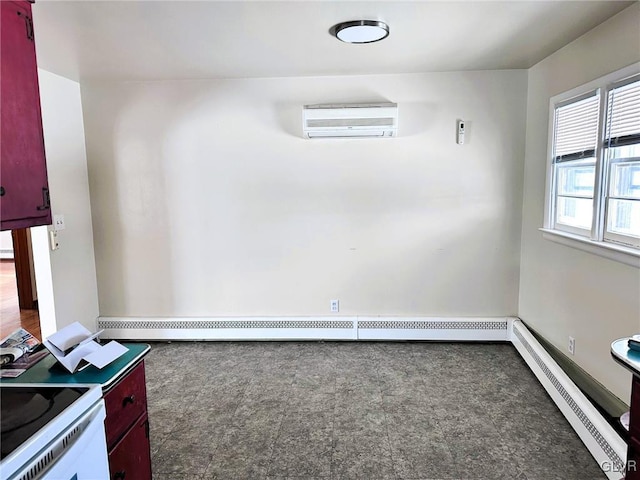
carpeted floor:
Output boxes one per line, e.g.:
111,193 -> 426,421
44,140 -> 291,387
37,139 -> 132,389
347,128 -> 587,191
145,341 -> 605,480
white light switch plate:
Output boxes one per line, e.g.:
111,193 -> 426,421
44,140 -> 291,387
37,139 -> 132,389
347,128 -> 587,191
330,300 -> 339,313
53,214 -> 65,231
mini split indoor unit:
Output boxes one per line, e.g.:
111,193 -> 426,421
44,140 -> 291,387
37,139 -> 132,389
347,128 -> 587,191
302,102 -> 398,138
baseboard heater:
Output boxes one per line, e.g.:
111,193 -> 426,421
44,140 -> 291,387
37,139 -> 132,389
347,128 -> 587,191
97,315 -> 626,478
97,316 -> 510,342
0,249 -> 14,259
511,319 -> 626,480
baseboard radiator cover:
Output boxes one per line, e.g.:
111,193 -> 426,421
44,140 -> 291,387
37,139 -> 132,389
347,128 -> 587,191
97,316 -> 512,341
511,320 -> 627,480
97,317 -> 358,340
357,317 -> 511,341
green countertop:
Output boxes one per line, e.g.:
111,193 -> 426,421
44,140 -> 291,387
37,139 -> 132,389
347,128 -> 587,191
0,342 -> 150,389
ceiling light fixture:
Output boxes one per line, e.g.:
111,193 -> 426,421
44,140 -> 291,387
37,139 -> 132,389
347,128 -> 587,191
330,20 -> 389,44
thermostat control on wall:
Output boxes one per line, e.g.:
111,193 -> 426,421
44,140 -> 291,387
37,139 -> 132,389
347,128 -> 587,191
457,120 -> 465,145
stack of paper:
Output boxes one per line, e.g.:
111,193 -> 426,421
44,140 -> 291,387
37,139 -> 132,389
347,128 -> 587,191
43,322 -> 128,373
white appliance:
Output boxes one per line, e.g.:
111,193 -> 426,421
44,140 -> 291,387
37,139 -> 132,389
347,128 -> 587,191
0,384 -> 109,480
302,102 -> 398,138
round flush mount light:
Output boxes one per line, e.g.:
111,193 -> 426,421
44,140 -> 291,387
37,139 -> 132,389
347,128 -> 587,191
330,20 -> 389,44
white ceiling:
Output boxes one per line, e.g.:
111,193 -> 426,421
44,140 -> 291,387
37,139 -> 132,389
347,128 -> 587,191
32,1 -> 634,82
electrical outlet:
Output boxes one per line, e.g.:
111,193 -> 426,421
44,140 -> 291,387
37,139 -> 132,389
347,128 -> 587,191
568,336 -> 575,355
330,299 -> 339,313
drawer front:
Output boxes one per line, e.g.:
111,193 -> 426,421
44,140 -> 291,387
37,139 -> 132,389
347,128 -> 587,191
109,412 -> 152,480
104,361 -> 148,448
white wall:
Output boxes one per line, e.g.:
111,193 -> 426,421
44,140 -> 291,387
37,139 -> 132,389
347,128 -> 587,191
519,4 -> 640,402
0,231 -> 13,259
81,70 -> 527,318
34,69 -> 100,333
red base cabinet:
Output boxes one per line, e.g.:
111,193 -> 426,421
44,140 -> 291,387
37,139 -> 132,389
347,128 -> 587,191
612,340 -> 640,480
0,1 -> 52,231
626,376 -> 640,480
103,361 -> 152,480
109,413 -> 152,480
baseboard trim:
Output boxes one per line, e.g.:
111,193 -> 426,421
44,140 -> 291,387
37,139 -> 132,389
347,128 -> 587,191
356,317 -> 511,341
97,316 -> 511,342
511,319 -> 626,479
0,249 -> 14,260
523,320 -> 628,421
97,317 -> 358,341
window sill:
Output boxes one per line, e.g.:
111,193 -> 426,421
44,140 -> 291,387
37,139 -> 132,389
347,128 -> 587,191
539,228 -> 640,268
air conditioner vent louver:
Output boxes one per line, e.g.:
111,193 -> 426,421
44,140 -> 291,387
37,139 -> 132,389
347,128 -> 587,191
307,117 -> 395,128
303,103 -> 397,139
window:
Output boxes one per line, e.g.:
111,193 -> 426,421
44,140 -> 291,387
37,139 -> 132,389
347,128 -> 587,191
551,92 -> 599,234
545,66 -> 640,258
603,79 -> 640,248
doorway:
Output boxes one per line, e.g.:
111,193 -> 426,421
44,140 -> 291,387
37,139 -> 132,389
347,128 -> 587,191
0,229 -> 41,340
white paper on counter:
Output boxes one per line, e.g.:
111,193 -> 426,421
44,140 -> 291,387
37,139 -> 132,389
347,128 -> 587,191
44,340 -> 101,372
46,322 -> 93,352
82,341 -> 128,369
44,322 -> 128,373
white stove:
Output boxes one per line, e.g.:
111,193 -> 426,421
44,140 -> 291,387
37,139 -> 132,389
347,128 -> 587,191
0,384 -> 109,480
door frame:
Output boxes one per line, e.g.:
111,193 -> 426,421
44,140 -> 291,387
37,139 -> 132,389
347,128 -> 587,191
11,228 -> 37,310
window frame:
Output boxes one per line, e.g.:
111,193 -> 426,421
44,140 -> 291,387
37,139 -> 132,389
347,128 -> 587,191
603,156 -> 640,249
542,63 -> 640,267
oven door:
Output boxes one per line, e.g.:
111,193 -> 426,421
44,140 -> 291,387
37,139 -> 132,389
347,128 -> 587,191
10,400 -> 109,480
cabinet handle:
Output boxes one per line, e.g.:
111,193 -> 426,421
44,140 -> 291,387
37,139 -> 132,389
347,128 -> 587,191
122,394 -> 136,407
36,188 -> 50,211
113,471 -> 126,480
16,11 -> 34,41
0,187 -> 5,197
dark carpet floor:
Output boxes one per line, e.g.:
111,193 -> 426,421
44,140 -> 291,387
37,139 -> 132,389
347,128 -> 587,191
145,341 -> 605,480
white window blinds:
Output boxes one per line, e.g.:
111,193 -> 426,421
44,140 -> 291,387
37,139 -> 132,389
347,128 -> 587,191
553,92 -> 600,163
606,77 -> 640,147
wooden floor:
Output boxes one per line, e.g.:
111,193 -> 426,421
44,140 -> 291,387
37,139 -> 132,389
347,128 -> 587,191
0,260 -> 41,341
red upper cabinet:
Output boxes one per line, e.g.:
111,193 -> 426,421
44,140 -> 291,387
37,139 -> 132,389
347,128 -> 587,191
0,0 -> 51,231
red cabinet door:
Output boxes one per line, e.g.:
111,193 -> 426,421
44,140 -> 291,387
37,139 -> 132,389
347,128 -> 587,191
108,413 -> 153,480
104,362 -> 148,450
0,0 -> 51,230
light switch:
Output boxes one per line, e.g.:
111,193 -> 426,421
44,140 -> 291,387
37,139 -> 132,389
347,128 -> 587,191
53,214 -> 65,231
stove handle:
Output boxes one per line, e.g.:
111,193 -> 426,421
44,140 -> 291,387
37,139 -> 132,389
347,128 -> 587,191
113,471 -> 126,480
122,395 -> 136,407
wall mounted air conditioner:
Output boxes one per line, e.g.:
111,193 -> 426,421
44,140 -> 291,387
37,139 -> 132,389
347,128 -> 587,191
302,102 -> 398,139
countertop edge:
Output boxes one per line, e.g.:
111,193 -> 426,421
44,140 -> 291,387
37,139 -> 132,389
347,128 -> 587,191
611,338 -> 640,376
101,343 -> 150,391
